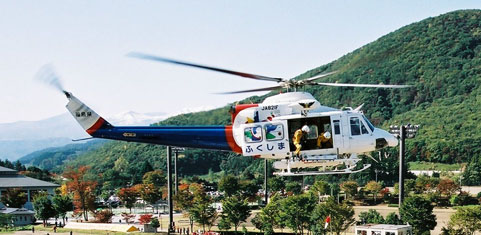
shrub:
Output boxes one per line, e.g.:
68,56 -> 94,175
139,214 -> 153,225
450,192 -> 478,206
94,209 -> 114,223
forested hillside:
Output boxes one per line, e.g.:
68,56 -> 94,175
28,10 -> 481,186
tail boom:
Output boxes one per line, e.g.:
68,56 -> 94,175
65,93 -> 241,153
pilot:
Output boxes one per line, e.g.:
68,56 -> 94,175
317,131 -> 333,148
293,125 -> 310,156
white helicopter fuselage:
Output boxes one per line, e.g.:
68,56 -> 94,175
231,92 -> 397,159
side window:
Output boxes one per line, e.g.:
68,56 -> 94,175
244,126 -> 263,143
361,122 -> 369,134
265,124 -> 284,141
350,117 -> 361,136
306,125 -> 318,139
333,120 -> 341,135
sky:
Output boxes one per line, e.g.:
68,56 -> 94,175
0,1 -> 480,124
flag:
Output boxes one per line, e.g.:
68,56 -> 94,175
324,215 -> 331,229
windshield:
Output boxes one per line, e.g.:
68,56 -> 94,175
362,115 -> 375,132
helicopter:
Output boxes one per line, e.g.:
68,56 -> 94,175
39,53 -> 407,176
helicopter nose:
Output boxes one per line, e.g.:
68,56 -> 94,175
374,128 -> 398,148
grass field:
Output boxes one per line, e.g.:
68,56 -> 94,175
408,161 -> 463,171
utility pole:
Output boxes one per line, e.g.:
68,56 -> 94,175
264,158 -> 268,205
167,146 -> 174,234
389,124 -> 419,208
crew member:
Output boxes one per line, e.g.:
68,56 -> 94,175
293,125 -> 310,156
317,131 -> 333,148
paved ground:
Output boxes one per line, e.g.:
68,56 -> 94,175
353,205 -> 455,234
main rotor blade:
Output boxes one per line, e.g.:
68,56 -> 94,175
315,82 -> 411,88
302,71 -> 338,83
128,52 -> 284,83
216,85 -> 283,94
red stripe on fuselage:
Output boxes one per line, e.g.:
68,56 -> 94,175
230,104 -> 258,123
86,118 -> 105,135
225,126 -> 242,153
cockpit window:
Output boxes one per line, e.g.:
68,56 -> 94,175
350,117 -> 361,136
361,123 -> 369,134
362,115 -> 375,132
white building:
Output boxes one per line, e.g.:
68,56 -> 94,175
0,166 -> 59,210
355,224 -> 412,235
0,206 -> 36,226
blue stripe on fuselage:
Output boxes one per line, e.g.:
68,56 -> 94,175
91,125 -> 232,151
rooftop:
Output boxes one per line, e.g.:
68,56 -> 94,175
0,166 -> 17,176
356,224 -> 412,230
0,206 -> 35,215
0,166 -> 58,189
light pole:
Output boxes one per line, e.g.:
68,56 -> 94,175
166,146 -> 174,234
172,147 -> 185,195
264,158 -> 268,205
389,124 -> 419,208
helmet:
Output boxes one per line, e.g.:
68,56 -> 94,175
301,125 -> 310,133
323,131 -> 331,139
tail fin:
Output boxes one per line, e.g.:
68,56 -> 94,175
64,92 -> 113,136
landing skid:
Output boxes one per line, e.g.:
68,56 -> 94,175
274,164 -> 371,176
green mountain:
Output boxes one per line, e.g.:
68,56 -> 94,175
28,10 -> 481,186
18,140 -> 106,172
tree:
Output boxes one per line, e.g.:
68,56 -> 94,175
143,170 -> 166,187
448,205 -> 481,235
285,181 -> 302,195
341,181 -> 358,200
218,174 -> 239,197
310,180 -> 330,202
121,213 -> 135,224
385,212 -> 402,225
93,209 -> 114,223
268,177 -> 285,194
365,181 -> 382,203
0,213 -> 13,229
190,186 -> 217,232
239,179 -> 259,202
400,196 -> 437,234
52,194 -> 73,224
221,195 -> 251,233
254,193 -> 283,235
174,184 -> 198,231
437,178 -> 460,197
117,186 -> 139,213
63,166 -> 97,221
358,209 -> 385,224
0,188 -> 27,208
33,192 -> 56,227
310,197 -> 355,235
139,184 -> 162,212
280,193 -> 317,235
